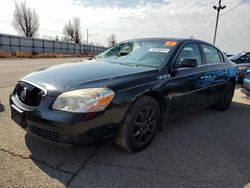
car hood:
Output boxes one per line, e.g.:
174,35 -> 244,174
21,60 -> 157,96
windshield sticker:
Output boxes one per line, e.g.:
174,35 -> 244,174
165,41 -> 177,46
149,48 -> 170,53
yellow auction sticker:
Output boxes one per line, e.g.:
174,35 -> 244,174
165,41 -> 177,46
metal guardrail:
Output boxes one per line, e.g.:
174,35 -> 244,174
0,33 -> 107,55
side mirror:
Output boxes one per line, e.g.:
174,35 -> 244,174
178,58 -> 198,68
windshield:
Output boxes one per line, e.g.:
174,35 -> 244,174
229,52 -> 246,61
95,39 -> 176,67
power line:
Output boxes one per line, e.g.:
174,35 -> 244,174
195,12 -> 215,37
196,0 -> 248,39
196,19 -> 216,38
220,0 -> 248,17
195,0 -> 224,38
212,0 -> 248,44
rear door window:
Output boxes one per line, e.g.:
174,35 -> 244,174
201,44 -> 221,64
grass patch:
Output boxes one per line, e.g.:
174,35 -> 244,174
0,50 -> 94,59
0,49 -> 11,58
15,51 -> 33,58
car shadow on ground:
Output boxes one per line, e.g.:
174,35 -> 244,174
25,101 -> 250,187
0,103 -> 5,113
24,134 -> 100,186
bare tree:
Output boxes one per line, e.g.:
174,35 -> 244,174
12,1 -> 39,37
63,17 -> 82,43
107,33 -> 117,47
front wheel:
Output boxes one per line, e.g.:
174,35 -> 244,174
115,96 -> 160,152
213,82 -> 235,111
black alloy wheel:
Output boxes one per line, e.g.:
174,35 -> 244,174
115,96 -> 160,152
132,106 -> 157,146
214,81 -> 235,111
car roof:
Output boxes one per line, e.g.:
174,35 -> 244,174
124,37 -> 213,46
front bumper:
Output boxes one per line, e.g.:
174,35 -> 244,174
10,94 -> 127,146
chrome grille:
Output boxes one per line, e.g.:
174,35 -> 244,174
15,81 -> 45,107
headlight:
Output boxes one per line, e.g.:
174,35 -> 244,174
52,88 -> 115,113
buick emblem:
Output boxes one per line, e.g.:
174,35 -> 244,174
20,87 -> 27,101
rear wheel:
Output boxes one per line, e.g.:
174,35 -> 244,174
115,96 -> 160,152
213,82 -> 235,111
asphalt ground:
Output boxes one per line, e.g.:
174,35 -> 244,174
0,58 -> 250,188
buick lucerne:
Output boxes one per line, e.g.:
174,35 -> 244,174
10,38 -> 238,152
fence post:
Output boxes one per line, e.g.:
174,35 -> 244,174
18,37 -> 21,53
60,42 -> 62,54
0,35 -> 2,51
53,40 -> 55,53
74,43 -> 76,54
8,35 -> 12,54
32,38 -> 35,54
42,40 -> 44,53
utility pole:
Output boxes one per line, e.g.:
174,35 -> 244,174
213,0 -> 226,45
86,30 -> 99,45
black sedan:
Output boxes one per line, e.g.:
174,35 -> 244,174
229,52 -> 250,83
10,38 -> 238,152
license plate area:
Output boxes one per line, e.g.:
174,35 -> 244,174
11,104 -> 26,128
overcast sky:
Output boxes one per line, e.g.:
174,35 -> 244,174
0,0 -> 249,53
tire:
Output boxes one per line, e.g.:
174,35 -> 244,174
115,96 -> 160,153
213,82 -> 235,111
